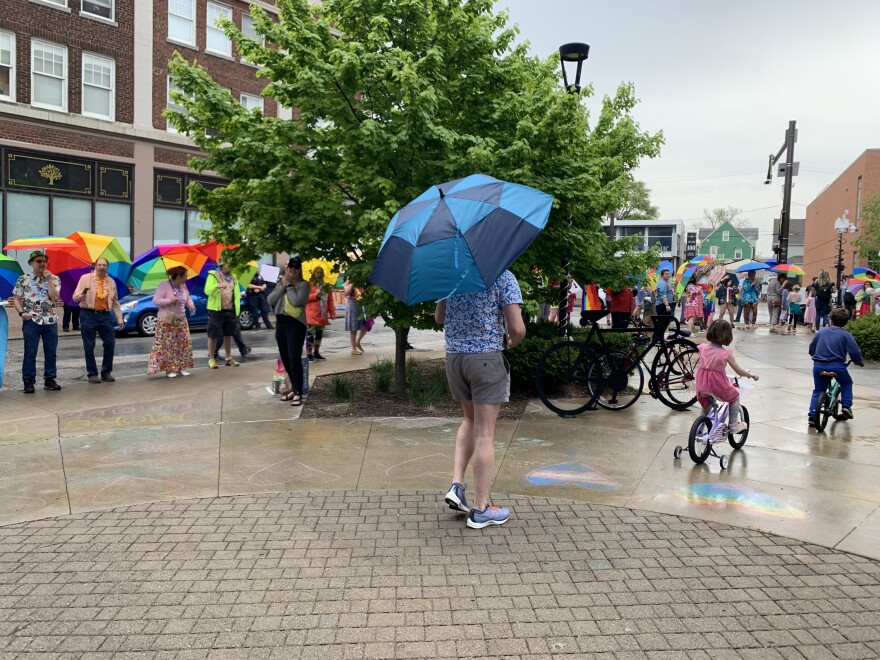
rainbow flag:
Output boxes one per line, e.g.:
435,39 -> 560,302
582,284 -> 602,311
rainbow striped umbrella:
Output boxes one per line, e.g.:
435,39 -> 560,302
66,232 -> 131,265
771,263 -> 805,276
129,245 -> 209,291
4,236 -> 79,250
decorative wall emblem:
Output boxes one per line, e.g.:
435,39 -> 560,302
38,164 -> 63,186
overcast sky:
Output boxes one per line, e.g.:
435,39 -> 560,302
497,0 -> 880,254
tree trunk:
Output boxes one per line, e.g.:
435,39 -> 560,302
394,326 -> 407,397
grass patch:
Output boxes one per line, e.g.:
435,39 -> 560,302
369,358 -> 394,393
331,375 -> 356,401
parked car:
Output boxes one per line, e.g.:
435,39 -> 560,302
118,289 -> 256,336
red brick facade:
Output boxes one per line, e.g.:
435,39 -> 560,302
803,150 -> 880,278
0,0 -> 135,123
152,0 -> 277,131
0,116 -> 135,158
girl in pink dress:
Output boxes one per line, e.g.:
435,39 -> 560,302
696,320 -> 759,434
683,282 -> 704,333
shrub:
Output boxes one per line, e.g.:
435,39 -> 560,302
848,314 -> 880,361
369,358 -> 394,393
332,375 -> 356,401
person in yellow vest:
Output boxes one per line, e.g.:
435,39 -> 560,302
73,257 -> 124,383
204,260 -> 241,368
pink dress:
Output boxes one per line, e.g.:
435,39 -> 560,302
696,343 -> 739,408
683,283 -> 704,320
804,295 -> 816,326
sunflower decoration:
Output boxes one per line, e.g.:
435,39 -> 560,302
302,259 -> 341,287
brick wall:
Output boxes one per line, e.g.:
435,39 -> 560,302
0,117 -> 134,158
803,150 -> 880,278
153,0 -> 277,131
155,146 -> 199,168
0,0 -> 135,123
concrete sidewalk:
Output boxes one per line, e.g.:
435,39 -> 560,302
0,325 -> 878,657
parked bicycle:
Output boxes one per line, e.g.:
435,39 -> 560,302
675,376 -> 754,469
813,360 -> 852,432
535,310 -> 699,417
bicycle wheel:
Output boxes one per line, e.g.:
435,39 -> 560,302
587,352 -> 644,411
688,415 -> 713,464
830,392 -> 843,420
651,338 -> 698,373
813,393 -> 829,432
656,348 -> 699,410
535,341 -> 602,417
728,405 -> 749,449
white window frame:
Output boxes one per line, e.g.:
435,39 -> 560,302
81,52 -> 114,121
166,75 -> 190,133
0,31 -> 15,102
240,13 -> 264,65
80,0 -> 114,22
32,0 -> 68,7
240,92 -> 263,114
206,2 -> 233,57
734,247 -> 743,259
721,230 -> 730,242
168,0 -> 196,47
31,39 -> 67,112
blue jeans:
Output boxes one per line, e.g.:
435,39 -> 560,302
80,310 -> 117,377
814,301 -> 831,330
21,320 -> 58,382
809,362 -> 853,414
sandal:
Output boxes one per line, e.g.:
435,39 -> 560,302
280,392 -> 295,402
291,395 -> 302,407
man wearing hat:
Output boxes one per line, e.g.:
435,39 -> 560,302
12,251 -> 63,393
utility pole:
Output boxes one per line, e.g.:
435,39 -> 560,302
764,120 -> 797,264
834,211 -> 856,307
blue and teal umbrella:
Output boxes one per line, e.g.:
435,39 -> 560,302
0,254 -> 24,299
369,174 -> 553,305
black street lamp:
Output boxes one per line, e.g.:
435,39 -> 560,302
557,42 -> 589,336
834,211 -> 856,307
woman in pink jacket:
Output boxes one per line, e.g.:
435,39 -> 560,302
147,266 -> 196,378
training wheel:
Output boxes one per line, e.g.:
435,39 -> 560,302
673,446 -> 683,459
719,454 -> 729,470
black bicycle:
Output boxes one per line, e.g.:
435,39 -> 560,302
535,310 -> 699,417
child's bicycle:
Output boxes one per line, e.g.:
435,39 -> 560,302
674,376 -> 755,469
812,360 -> 852,432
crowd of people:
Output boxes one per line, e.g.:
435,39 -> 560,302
9,251 -> 382,396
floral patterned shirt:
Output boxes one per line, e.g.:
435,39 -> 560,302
444,270 -> 523,354
13,273 -> 61,325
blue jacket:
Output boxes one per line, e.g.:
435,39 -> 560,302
809,326 -> 864,366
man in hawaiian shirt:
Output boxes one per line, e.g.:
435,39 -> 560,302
12,250 -> 63,393
435,270 -> 526,529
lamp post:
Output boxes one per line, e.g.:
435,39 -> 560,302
834,211 -> 857,307
557,42 -> 589,337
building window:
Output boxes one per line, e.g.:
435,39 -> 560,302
240,93 -> 263,114
241,13 -> 264,64
168,0 -> 196,46
39,0 -> 68,5
206,2 -> 232,56
81,0 -> 113,21
0,31 -> 14,101
166,76 -> 188,133
646,226 -> 673,253
734,247 -> 742,259
82,53 -> 114,120
31,40 -> 67,111
721,230 -> 730,242
856,175 -> 863,221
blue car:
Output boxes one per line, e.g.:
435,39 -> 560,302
118,289 -> 256,336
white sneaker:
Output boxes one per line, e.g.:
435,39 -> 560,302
729,421 -> 748,434
180,371 -> 191,377
167,372 -> 178,378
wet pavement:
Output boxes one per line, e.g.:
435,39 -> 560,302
0,315 -> 878,658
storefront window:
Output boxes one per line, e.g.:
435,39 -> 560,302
153,208 -> 185,245
53,197 -> 92,238
96,201 -> 131,254
7,192 -> 50,270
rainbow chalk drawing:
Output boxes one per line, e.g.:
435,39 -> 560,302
526,463 -> 619,491
672,482 -> 808,520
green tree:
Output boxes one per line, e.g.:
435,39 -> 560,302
853,194 -> 880,271
614,180 -> 659,220
166,0 -> 663,392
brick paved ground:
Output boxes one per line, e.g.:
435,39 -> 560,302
0,491 -> 878,659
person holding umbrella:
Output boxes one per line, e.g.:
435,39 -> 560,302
72,257 -> 124,383
716,274 -> 738,326
437,270 -> 526,529
12,251 -> 63,393
740,270 -> 760,329
268,257 -> 310,406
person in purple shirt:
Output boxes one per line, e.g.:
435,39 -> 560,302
808,308 -> 864,425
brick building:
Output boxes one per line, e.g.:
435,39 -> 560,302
0,0 -> 282,270
803,149 -> 880,278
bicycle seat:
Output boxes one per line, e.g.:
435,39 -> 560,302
820,371 -> 837,378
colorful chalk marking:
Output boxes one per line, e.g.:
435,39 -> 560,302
526,463 -> 618,491
673,482 -> 807,520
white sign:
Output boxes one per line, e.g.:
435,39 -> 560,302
260,264 -> 280,283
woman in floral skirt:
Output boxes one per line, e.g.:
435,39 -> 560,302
683,281 -> 704,333
147,266 -> 196,377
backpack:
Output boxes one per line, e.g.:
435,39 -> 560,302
843,291 -> 856,307
816,283 -> 833,303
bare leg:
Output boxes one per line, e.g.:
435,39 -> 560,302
349,331 -> 358,350
207,337 -> 217,360
452,400 -> 500,511
356,327 -> 368,351
729,400 -> 742,425
224,336 -> 233,360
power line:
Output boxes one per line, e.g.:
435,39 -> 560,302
645,170 -> 764,185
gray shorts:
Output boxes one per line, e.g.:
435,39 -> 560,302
445,352 -> 510,404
